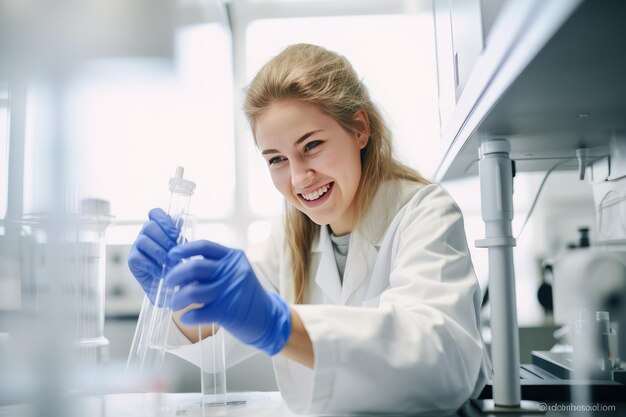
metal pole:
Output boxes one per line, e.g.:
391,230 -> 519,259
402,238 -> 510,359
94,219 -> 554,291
476,138 -> 521,407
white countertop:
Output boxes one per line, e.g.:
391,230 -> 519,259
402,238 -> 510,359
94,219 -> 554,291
87,392 -> 296,417
0,392 -> 299,417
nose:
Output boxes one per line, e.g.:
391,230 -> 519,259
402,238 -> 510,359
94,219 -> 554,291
290,158 -> 314,189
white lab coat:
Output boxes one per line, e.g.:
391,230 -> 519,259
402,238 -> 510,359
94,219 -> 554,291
167,181 -> 491,415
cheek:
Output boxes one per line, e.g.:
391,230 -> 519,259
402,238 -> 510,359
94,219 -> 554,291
338,148 -> 362,183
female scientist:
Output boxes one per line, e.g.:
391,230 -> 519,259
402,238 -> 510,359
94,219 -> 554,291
128,44 -> 490,415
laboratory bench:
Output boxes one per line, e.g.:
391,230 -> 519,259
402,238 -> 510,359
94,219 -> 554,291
0,392 -> 287,417
1,391 -> 623,416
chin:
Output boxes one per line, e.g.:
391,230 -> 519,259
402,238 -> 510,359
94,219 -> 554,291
302,211 -> 333,227
304,215 -> 327,226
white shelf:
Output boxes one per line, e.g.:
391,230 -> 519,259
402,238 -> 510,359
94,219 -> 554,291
434,0 -> 626,181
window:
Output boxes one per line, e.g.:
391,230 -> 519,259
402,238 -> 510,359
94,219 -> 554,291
50,24 -> 235,244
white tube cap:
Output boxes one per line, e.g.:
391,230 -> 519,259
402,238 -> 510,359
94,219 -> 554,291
169,166 -> 196,195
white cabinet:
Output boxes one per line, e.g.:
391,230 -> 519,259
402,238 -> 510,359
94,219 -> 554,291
450,0 -> 484,100
433,0 -> 508,146
431,0 -> 614,181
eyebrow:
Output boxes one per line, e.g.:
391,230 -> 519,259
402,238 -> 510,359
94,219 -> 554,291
261,129 -> 323,155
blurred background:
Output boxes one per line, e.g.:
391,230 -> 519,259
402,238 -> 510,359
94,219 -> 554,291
0,0 -> 600,399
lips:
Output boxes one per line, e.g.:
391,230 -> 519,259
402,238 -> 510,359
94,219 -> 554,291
298,182 -> 334,207
300,182 -> 332,200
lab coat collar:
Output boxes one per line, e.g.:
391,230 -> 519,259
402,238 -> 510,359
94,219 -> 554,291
310,180 -> 418,251
311,180 -> 424,304
358,180 -> 408,246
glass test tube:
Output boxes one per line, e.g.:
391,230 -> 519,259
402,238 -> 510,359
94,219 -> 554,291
199,323 -> 227,413
127,167 -> 196,376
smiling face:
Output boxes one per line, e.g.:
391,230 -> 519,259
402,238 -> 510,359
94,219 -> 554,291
255,99 -> 369,236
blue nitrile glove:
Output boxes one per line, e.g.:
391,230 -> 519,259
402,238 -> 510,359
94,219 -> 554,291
164,240 -> 292,356
127,208 -> 180,303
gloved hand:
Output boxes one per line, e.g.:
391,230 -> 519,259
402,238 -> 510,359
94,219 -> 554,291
127,208 -> 180,303
164,240 -> 292,356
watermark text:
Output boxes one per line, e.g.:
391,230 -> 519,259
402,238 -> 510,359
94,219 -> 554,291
539,402 -> 617,413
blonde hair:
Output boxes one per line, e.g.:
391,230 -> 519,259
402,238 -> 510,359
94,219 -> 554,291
244,44 -> 428,303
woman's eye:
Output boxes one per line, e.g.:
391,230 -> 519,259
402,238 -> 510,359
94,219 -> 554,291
268,156 -> 285,165
304,140 -> 322,152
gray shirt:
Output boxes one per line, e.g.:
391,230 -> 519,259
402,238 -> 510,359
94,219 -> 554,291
329,228 -> 351,285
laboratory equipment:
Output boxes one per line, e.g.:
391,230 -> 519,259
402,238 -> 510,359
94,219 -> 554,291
431,0 -> 626,410
127,167 -> 196,375
1,1 -> 231,416
199,325 -> 227,412
76,199 -> 116,363
20,198 -> 114,363
0,198 -> 115,416
548,139 -> 626,386
126,167 -> 230,415
546,239 -> 626,388
476,139 -> 521,407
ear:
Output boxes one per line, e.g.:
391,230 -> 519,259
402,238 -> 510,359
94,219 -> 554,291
353,109 -> 370,150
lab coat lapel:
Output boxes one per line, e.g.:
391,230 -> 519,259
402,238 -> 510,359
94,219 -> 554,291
340,181 -> 420,305
311,181 -> 423,305
312,225 -> 342,304
339,182 -> 396,305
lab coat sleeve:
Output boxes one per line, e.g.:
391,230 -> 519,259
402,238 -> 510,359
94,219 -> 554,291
283,185 -> 486,415
165,220 -> 284,370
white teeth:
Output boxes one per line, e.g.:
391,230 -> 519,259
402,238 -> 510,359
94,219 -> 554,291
302,184 -> 330,201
